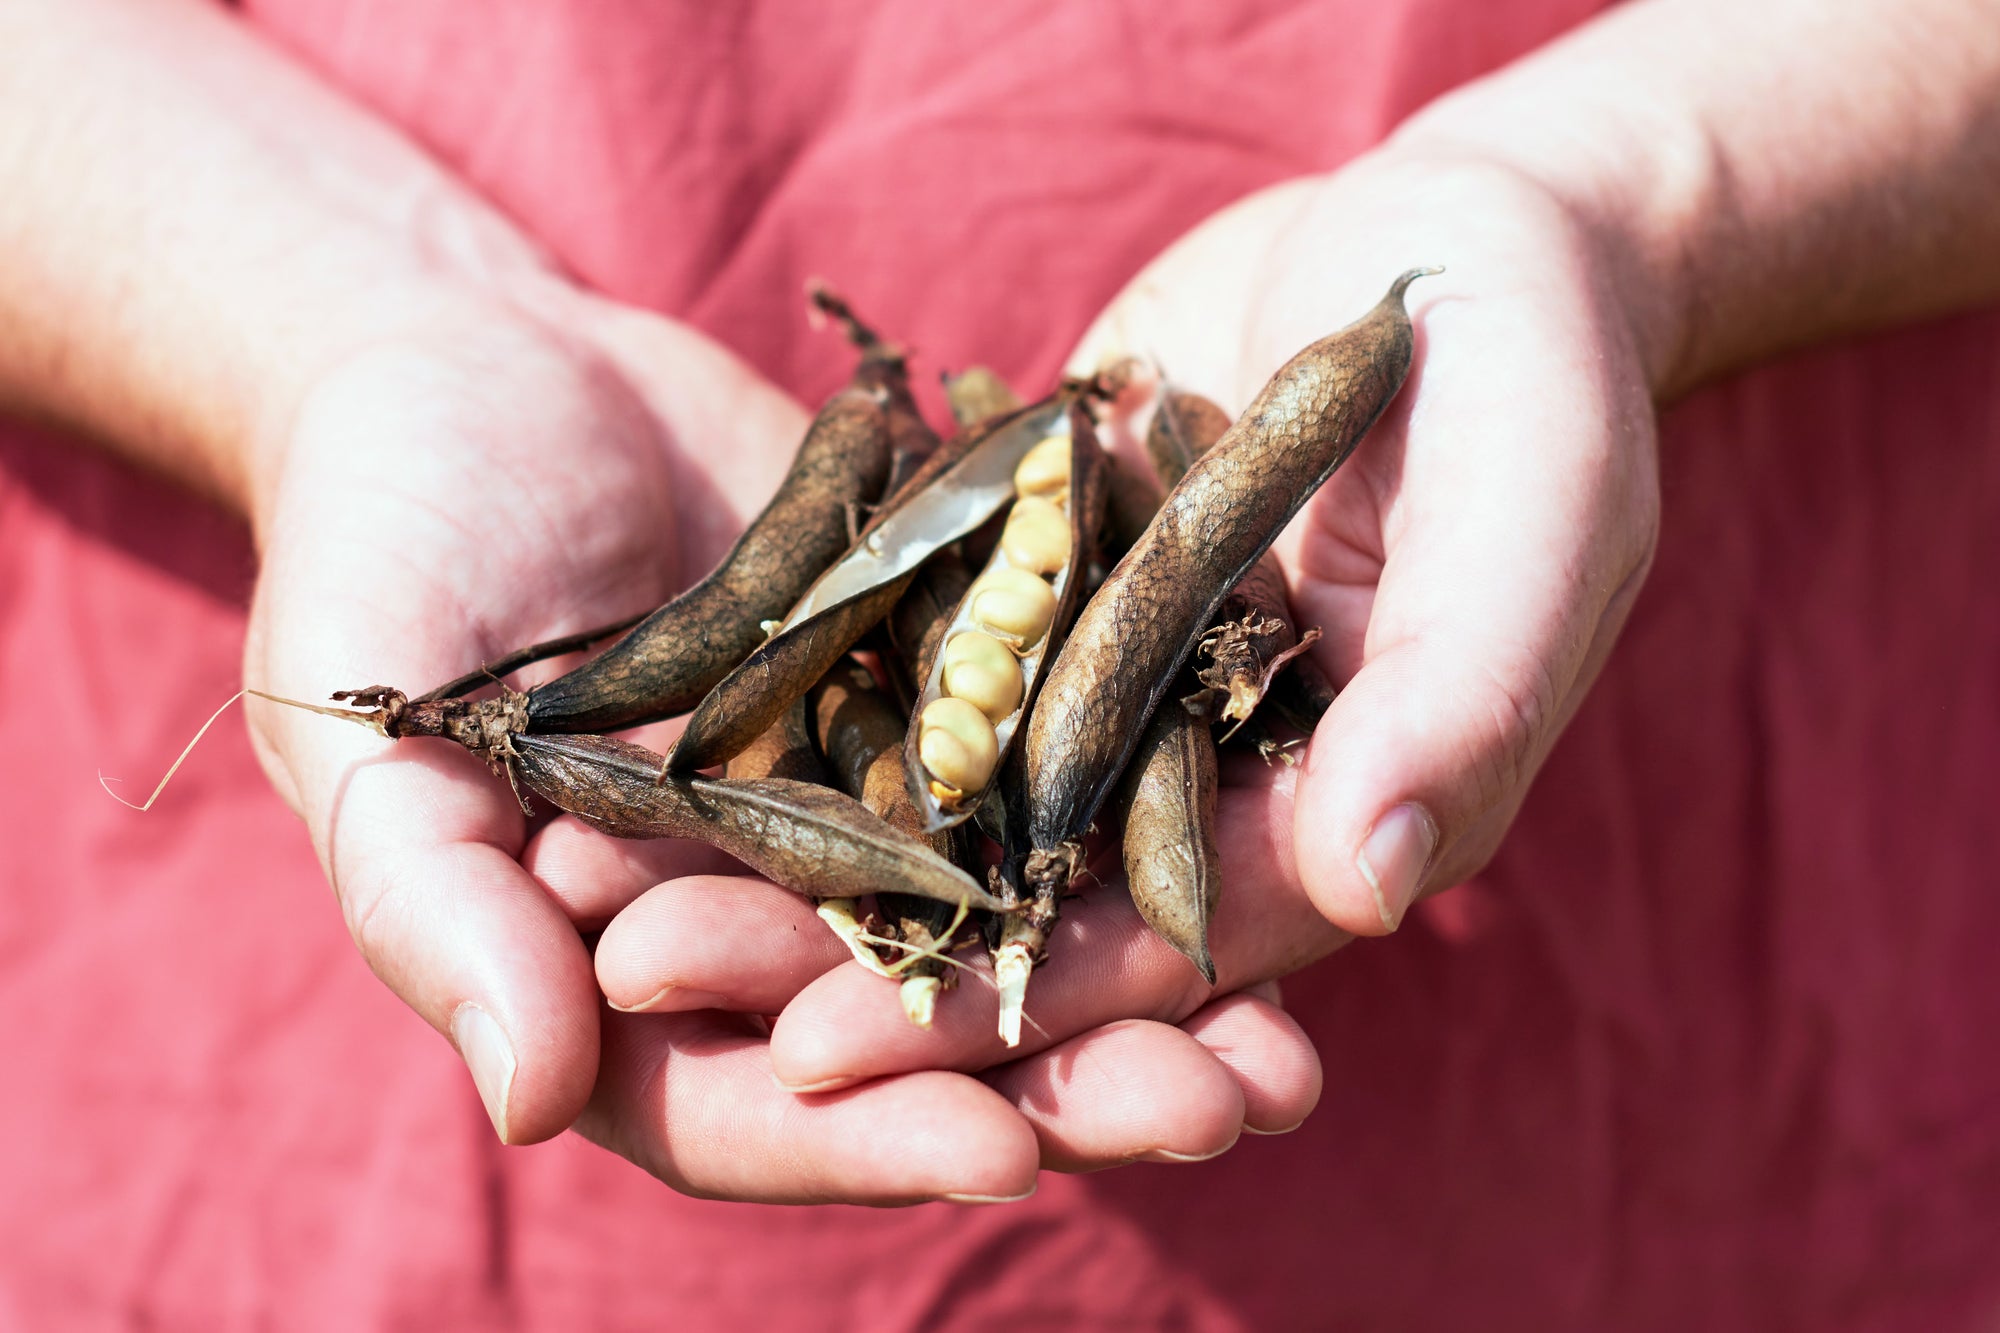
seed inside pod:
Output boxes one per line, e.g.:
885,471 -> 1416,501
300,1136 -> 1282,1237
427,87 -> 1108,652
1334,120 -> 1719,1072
940,630 -> 1023,722
918,696 -> 999,798
1011,434 -> 1072,499
968,567 -> 1057,648
998,495 -> 1071,574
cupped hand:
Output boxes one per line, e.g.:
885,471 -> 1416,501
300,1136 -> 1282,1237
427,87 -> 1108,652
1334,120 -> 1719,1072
242,278 -> 1319,1201
592,149 -> 1662,1125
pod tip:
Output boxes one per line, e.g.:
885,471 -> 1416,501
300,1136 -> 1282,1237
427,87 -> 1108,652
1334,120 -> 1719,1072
1389,266 -> 1446,301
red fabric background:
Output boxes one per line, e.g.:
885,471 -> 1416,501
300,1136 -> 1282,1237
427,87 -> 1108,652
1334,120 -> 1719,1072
5,2 -> 1999,1328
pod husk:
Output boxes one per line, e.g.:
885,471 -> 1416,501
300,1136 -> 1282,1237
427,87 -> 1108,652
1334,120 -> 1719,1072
944,366 -> 1023,431
1024,270 -> 1434,886
903,403 -> 1109,833
510,732 -> 1005,912
1113,699 -> 1222,983
668,392 -> 1078,775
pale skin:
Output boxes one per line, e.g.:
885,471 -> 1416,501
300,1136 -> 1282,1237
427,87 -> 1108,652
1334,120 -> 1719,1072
4,0 -> 1995,1203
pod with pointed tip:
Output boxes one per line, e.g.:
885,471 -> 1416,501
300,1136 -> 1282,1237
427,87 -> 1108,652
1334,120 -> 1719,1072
1114,700 -> 1222,984
1024,269 -> 1437,892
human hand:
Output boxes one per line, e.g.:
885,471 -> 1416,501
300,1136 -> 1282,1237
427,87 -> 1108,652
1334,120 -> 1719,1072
601,149 -> 1662,1115
242,279 -> 1325,1198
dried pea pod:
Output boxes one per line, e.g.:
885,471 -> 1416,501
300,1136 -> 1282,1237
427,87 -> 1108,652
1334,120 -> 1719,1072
725,696 -> 827,785
667,390 -> 1084,775
809,662 -> 966,1026
903,404 -> 1109,832
809,283 -> 939,489
1113,699 -> 1222,984
508,731 -> 1006,912
1024,269 -> 1437,899
884,548 -> 975,709
340,298 -> 905,766
1148,387 -> 1335,726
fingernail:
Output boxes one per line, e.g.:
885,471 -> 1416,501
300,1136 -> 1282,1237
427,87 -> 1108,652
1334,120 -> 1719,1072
609,985 -> 732,1014
941,1186 -> 1037,1205
1242,1121 -> 1305,1137
451,1003 -> 517,1143
1357,803 -> 1438,932
1141,1139 -> 1237,1164
773,1071 -> 862,1096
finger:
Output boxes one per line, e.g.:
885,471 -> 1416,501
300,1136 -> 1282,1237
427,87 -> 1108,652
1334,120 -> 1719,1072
1175,991 -> 1322,1135
1288,287 -> 1658,938
578,1009 -> 1041,1205
768,781 -> 1347,1089
522,815 -> 745,928
594,874 -> 849,1014
982,1020 -> 1244,1172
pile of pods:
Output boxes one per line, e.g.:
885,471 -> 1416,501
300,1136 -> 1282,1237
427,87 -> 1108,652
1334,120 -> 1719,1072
333,273 -> 1434,1043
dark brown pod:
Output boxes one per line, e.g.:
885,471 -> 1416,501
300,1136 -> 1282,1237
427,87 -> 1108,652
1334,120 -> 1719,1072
1150,386 -> 1338,724
809,283 -> 939,490
1102,454 -> 1164,558
667,391 -> 1081,775
1114,700 -> 1222,984
1024,269 -> 1436,885
510,732 -> 1005,912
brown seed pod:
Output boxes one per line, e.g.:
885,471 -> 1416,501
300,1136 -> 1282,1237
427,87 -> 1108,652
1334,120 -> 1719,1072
808,661 -> 967,1023
809,282 -> 939,490
725,695 -> 828,785
1102,454 -> 1164,559
944,366 -> 1023,431
508,731 -> 1006,912
1024,269 -> 1436,890
1113,699 -> 1222,984
667,391 -> 1083,775
1150,387 -> 1338,726
903,403 -> 1109,832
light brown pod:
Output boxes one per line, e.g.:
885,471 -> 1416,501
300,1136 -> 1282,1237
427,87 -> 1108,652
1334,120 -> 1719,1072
1024,269 -> 1436,889
1114,702 -> 1222,984
944,366 -> 1024,430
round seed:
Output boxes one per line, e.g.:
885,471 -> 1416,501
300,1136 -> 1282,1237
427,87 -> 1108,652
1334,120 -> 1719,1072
919,697 -> 999,796
969,567 -> 1057,647
1012,434 -> 1072,498
1000,495 -> 1071,575
941,630 -> 1024,721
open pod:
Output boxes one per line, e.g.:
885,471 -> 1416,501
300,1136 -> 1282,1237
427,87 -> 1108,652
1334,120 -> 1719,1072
668,389 -> 1086,775
901,402 -> 1108,833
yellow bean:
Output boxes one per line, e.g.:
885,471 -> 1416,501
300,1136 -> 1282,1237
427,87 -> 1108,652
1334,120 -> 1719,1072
919,697 -> 999,796
941,630 -> 1023,721
1011,435 -> 1072,498
1000,495 -> 1070,575
969,567 -> 1057,647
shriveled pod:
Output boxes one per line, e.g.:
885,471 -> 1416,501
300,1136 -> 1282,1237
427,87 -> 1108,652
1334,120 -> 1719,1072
1024,269 -> 1437,900
336,293 -> 903,768
809,662 -> 967,1027
884,548 -> 975,709
1113,699 -> 1222,984
903,404 -> 1109,832
809,283 -> 939,490
668,389 -> 1089,776
506,732 -> 1006,912
1149,386 -> 1334,727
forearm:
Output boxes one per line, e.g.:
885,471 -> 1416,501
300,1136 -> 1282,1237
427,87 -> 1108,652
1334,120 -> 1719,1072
0,0 -> 556,516
1390,0 -> 2000,401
